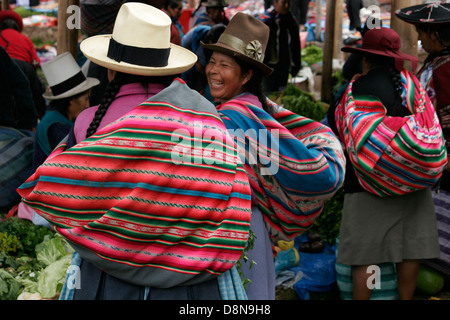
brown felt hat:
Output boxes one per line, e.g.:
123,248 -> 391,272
201,12 -> 273,75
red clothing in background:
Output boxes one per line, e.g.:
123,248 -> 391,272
0,29 -> 40,66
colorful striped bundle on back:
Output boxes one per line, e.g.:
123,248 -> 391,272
17,79 -> 252,288
335,70 -> 447,197
217,97 -> 346,242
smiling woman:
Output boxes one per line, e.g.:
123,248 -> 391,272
206,51 -> 253,103
201,12 -> 345,300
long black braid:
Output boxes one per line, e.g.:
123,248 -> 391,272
363,53 -> 406,116
86,72 -> 175,138
86,75 -> 123,138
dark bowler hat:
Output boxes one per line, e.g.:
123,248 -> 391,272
395,2 -> 450,26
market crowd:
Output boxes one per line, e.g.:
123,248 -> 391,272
1,0 -> 449,301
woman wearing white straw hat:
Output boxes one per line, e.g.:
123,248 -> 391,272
17,2 -> 253,300
32,52 -> 100,171
13,51 -> 100,230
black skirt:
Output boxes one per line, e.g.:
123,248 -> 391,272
72,259 -> 222,300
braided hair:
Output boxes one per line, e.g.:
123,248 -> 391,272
85,72 -> 175,138
362,52 -> 406,116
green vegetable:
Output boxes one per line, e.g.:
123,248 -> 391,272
301,45 -> 323,67
0,269 -> 23,300
0,216 -> 54,257
0,224 -> 73,300
277,84 -> 328,122
36,234 -> 69,266
35,253 -> 73,298
19,233 -> 73,299
309,187 -> 344,244
237,229 -> 257,289
416,265 -> 444,295
0,233 -> 22,255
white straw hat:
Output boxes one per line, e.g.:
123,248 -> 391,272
80,3 -> 197,76
42,52 -> 100,100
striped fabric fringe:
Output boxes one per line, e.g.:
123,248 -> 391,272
17,79 -> 252,286
334,238 -> 398,300
335,70 -> 447,197
216,98 -> 346,242
431,190 -> 450,267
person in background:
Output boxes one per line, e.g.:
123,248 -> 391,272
0,45 -> 37,212
258,0 -> 301,94
0,10 -> 40,68
0,45 -> 37,131
203,12 -> 345,299
181,22 -> 225,100
342,15 -> 383,82
12,52 -> 100,233
0,9 -> 46,118
18,3 -> 252,300
330,27 -> 442,300
396,1 -> 450,272
33,52 -> 100,170
162,0 -> 185,45
80,0 -> 124,107
290,0 -> 310,30
346,0 -> 363,32
192,0 -> 229,27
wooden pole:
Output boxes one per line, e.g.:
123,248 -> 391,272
321,0 -> 343,103
390,0 -> 422,70
315,0 -> 322,41
2,0 -> 10,10
56,0 -> 80,59
333,0 -> 343,61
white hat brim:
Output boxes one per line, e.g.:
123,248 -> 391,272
80,35 -> 197,76
43,77 -> 100,100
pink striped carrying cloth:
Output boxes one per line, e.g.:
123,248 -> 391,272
335,70 -> 447,196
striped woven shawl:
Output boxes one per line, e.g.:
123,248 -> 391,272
17,79 -> 252,288
335,70 -> 447,197
216,96 -> 346,242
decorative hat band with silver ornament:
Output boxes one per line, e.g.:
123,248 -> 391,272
218,33 -> 264,62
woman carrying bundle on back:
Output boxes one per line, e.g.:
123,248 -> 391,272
329,27 -> 447,300
18,3 -> 253,300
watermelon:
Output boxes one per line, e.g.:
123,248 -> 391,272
416,265 -> 444,295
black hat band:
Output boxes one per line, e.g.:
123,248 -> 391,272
107,37 -> 171,68
50,71 -> 86,96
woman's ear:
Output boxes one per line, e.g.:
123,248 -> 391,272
107,69 -> 117,82
241,69 -> 254,86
